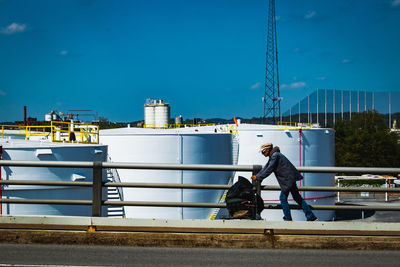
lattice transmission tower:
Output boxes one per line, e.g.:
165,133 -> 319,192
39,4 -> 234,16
263,0 -> 280,124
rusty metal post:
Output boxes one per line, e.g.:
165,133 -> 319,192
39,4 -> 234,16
92,161 -> 103,217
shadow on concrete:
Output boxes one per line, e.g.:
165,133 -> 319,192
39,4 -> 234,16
334,203 -> 375,221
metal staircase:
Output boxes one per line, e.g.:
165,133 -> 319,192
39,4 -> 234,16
232,133 -> 240,165
106,161 -> 125,218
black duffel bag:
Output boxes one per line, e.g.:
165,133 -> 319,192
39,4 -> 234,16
225,176 -> 264,219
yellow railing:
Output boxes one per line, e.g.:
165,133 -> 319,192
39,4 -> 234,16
142,123 -> 239,134
0,121 -> 99,144
218,124 -> 238,134
143,123 -> 216,129
143,123 -> 169,129
168,123 -> 216,129
51,121 -> 99,144
277,122 -> 312,129
1,125 -> 52,140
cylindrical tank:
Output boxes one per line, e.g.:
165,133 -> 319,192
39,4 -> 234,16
144,105 -> 155,128
51,112 -> 58,121
45,113 -> 52,122
154,104 -> 170,128
0,139 -> 108,216
99,128 -> 233,219
235,124 -> 335,221
175,115 -> 183,125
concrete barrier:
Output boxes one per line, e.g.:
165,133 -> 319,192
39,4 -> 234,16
1,216 -> 400,250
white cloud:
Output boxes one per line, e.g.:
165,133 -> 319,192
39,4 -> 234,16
342,59 -> 351,63
316,76 -> 326,80
250,82 -> 261,90
392,0 -> 400,7
60,50 -> 68,55
280,82 -> 306,89
305,11 -> 316,19
0,90 -> 6,96
0,22 -> 27,34
290,82 -> 306,88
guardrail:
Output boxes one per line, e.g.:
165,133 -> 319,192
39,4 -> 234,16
0,160 -> 400,217
0,121 -> 99,144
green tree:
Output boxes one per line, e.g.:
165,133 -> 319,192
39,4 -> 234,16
98,117 -> 122,129
334,111 -> 400,168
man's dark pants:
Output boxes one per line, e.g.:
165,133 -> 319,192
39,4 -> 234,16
279,183 -> 317,221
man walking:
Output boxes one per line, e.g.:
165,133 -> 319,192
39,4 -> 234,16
251,143 -> 317,221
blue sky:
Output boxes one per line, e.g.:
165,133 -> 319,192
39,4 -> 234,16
1,0 -> 399,122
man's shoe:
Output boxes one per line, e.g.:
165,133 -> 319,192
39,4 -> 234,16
308,217 -> 318,221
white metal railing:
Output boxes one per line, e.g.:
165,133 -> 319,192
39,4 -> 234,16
0,160 -> 399,217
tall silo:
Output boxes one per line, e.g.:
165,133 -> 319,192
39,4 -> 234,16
144,99 -> 156,128
175,115 -> 183,125
154,100 -> 170,128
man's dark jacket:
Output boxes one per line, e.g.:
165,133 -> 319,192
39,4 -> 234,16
255,146 -> 303,193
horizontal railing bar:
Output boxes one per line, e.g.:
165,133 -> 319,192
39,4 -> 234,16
307,205 -> 400,211
2,198 -> 400,211
0,179 -> 397,192
0,160 -> 94,168
102,162 -> 255,172
0,160 -> 399,174
264,185 -> 400,193
103,182 -> 232,189
103,182 -> 400,193
268,204 -> 400,211
0,180 -> 93,186
0,160 -> 254,171
104,201 -> 224,208
297,166 -> 400,174
104,201 -> 400,211
0,199 -> 92,205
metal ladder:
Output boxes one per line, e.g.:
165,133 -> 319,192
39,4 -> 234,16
106,165 -> 126,218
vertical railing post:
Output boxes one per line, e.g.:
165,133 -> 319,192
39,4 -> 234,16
252,165 -> 262,196
252,165 -> 262,219
385,179 -> 389,202
92,161 -> 103,217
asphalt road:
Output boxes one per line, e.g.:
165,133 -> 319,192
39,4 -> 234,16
0,244 -> 399,267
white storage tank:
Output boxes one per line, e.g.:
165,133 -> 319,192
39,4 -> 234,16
0,139 -> 108,216
154,102 -> 170,128
45,113 -> 52,122
144,99 -> 170,128
235,124 -> 335,221
144,105 -> 155,128
100,128 -> 233,219
175,115 -> 183,125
